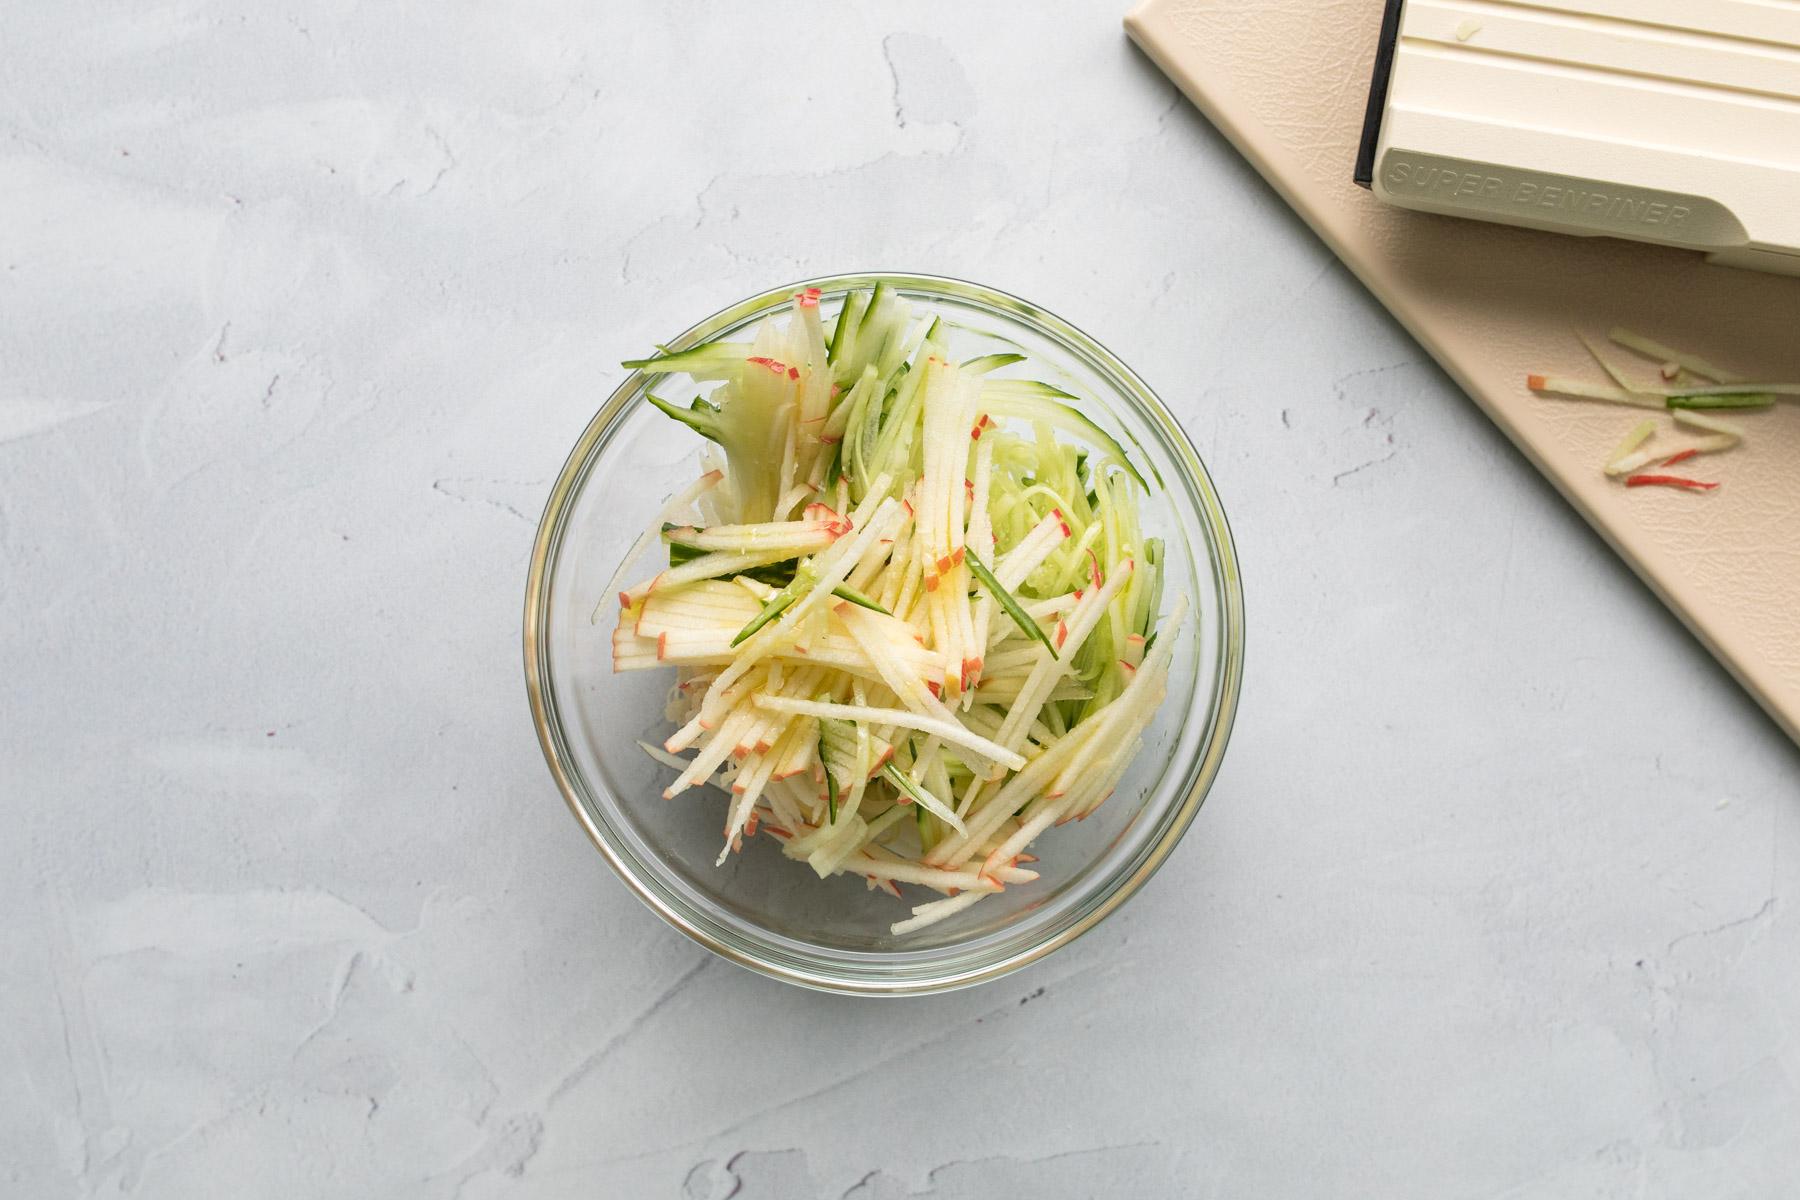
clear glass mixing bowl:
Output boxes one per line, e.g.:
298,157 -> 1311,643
523,273 -> 1243,995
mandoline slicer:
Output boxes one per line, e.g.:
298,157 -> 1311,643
1354,0 -> 1800,276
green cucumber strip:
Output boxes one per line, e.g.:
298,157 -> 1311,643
881,762 -> 952,818
730,567 -> 815,647
645,393 -> 723,443
818,713 -> 858,767
856,391 -> 883,493
830,582 -> 890,615
988,377 -> 1076,400
877,321 -> 923,388
966,550 -> 1057,660
882,361 -> 911,409
981,382 -> 1159,492
817,714 -> 863,826
732,588 -> 798,647
842,364 -> 891,496
828,290 -> 866,366
858,280 -> 894,334
725,568 -> 876,645
822,364 -> 878,443
1139,537 -> 1164,640
622,342 -> 751,379
819,725 -> 839,824
1665,392 -> 1777,410
869,355 -> 932,480
962,352 -> 1026,375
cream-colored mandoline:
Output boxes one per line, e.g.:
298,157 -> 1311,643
1362,0 -> 1800,277
1126,0 -> 1800,745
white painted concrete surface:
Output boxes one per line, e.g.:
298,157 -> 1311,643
3,2 -> 1795,1197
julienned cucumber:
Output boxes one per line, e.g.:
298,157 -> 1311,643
645,393 -> 723,442
1665,392 -> 1777,410
979,380 -> 1159,492
624,342 -> 753,380
962,352 -> 1027,375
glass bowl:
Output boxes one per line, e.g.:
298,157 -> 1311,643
523,273 -> 1243,995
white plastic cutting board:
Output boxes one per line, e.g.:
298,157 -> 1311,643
1127,0 -> 1800,745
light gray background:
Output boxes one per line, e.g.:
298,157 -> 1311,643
4,3 -> 1795,1198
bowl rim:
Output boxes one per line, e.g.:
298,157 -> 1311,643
523,272 -> 1245,995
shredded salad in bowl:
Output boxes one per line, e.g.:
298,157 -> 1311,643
605,284 -> 1184,935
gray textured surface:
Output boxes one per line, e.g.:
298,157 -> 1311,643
3,3 -> 1796,1198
